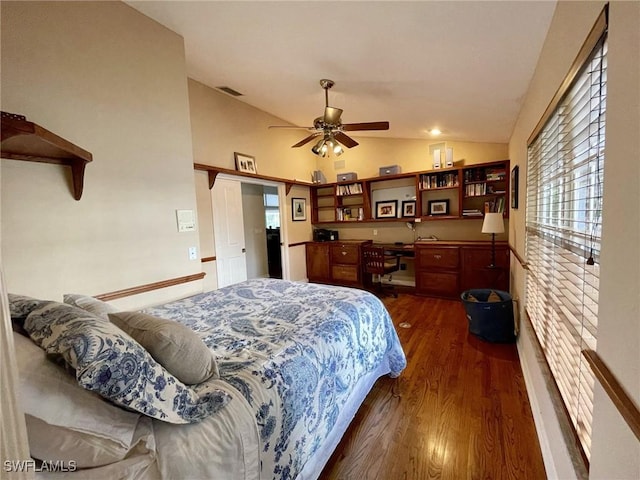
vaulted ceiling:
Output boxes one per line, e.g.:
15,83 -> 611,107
127,1 -> 556,144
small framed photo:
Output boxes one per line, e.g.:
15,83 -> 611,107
402,200 -> 416,218
291,197 -> 306,221
511,165 -> 519,209
376,200 -> 398,219
234,152 -> 257,174
427,199 -> 449,216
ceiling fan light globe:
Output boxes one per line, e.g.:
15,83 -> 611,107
333,144 -> 343,156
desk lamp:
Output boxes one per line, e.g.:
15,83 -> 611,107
482,213 -> 504,267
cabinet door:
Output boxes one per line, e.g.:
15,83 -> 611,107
460,246 -> 509,291
306,243 -> 330,282
416,271 -> 459,298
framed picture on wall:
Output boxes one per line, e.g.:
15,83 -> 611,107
376,200 -> 398,219
402,200 -> 416,217
234,152 -> 257,174
427,199 -> 449,216
291,197 -> 306,221
511,165 -> 519,209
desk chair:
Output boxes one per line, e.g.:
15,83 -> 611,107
362,245 -> 401,298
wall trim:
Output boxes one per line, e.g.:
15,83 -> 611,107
95,272 -> 206,301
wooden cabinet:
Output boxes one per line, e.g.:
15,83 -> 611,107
415,245 -> 460,298
306,240 -> 370,287
415,241 -> 509,299
306,242 -> 331,282
460,245 -> 509,292
310,160 -> 509,225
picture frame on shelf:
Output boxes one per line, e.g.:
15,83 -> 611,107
291,197 -> 306,221
234,152 -> 257,174
511,165 -> 519,209
402,200 -> 416,218
427,199 -> 450,216
375,200 -> 398,219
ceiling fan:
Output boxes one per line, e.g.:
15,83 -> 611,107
269,79 -> 390,157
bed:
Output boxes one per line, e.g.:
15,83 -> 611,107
11,278 -> 406,479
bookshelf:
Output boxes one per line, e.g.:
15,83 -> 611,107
310,160 -> 509,224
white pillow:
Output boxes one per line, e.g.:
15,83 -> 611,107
63,293 -> 118,319
24,415 -> 154,469
13,332 -> 143,467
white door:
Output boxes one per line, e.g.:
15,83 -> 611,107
212,178 -> 247,288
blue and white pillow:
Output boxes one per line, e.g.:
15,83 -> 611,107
24,302 -> 231,424
8,294 -> 50,320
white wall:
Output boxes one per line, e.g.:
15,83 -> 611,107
1,1 -> 201,310
509,1 -> 640,478
242,183 -> 269,279
589,2 -> 640,478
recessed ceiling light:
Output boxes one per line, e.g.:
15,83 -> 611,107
430,128 -> 442,135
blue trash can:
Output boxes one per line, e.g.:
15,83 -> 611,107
461,289 -> 515,343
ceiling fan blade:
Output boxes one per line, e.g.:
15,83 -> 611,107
342,121 -> 390,131
323,107 -> 343,125
269,125 -> 314,130
292,133 -> 320,148
334,131 -> 359,148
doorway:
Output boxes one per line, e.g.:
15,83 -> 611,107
240,183 -> 283,280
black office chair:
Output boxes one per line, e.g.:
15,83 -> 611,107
362,244 -> 401,298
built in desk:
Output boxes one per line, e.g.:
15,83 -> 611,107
373,242 -> 416,257
305,240 -> 508,299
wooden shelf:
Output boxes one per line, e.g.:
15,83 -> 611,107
1,111 -> 93,200
310,160 -> 509,224
193,163 -> 312,195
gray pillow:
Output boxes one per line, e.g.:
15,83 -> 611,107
108,311 -> 219,385
63,294 -> 118,320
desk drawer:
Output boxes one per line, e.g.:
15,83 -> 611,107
416,271 -> 459,298
330,245 -> 360,265
417,247 -> 459,269
332,265 -> 359,283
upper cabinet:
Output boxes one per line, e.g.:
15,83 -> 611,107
1,111 -> 93,200
310,160 -> 509,224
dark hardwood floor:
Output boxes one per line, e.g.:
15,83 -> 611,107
319,293 -> 546,480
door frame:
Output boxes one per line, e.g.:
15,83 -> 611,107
215,173 -> 290,281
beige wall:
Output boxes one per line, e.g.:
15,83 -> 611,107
0,1 -> 203,310
188,78 -> 510,276
509,1 -> 640,478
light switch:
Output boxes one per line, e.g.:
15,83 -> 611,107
188,246 -> 197,260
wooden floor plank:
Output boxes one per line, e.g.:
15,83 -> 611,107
319,293 -> 546,480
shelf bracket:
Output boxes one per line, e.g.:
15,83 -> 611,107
1,112 -> 93,200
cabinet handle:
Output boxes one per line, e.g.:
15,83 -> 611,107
341,251 -> 347,256
433,254 -> 441,260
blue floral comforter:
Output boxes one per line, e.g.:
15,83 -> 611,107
145,278 -> 406,479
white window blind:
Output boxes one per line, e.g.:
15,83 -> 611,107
526,28 -> 607,461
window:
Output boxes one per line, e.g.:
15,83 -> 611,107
525,12 -> 607,462
264,193 -> 280,229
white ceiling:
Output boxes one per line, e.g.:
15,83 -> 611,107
127,1 -> 556,144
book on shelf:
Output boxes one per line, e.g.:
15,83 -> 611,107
462,209 -> 483,217
336,183 -> 363,196
336,206 -> 364,221
420,173 -> 459,189
465,183 -> 487,196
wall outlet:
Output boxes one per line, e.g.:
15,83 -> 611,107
373,229 -> 378,236
400,263 -> 407,271
188,246 -> 197,260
